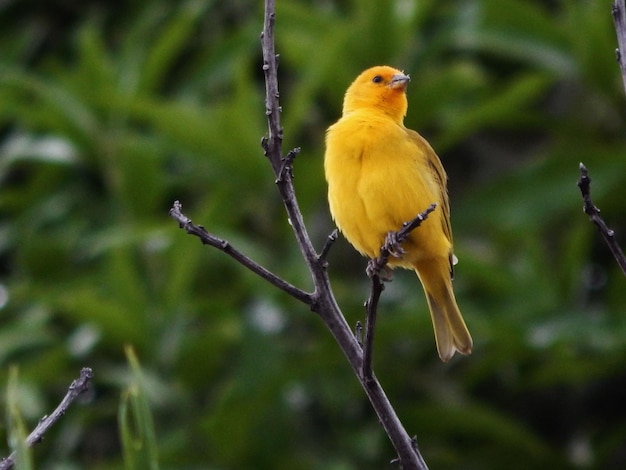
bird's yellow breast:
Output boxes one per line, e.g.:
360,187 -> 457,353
325,111 -> 450,267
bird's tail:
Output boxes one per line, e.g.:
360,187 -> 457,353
414,260 -> 472,362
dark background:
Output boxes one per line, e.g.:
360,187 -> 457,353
1,0 -> 626,468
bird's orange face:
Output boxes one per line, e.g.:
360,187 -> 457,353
342,66 -> 410,123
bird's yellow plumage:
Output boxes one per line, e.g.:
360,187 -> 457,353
324,66 -> 472,361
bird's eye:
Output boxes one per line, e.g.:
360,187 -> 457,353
372,75 -> 383,84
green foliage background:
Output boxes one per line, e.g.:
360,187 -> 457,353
1,0 -> 626,468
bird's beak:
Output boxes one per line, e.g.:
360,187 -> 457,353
389,73 -> 410,89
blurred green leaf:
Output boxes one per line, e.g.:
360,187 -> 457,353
6,367 -> 33,470
119,347 -> 160,470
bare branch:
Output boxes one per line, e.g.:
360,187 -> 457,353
276,147 -> 300,183
260,2 -> 283,178
0,368 -> 94,470
362,205 -> 437,381
169,201 -> 312,304
362,278 -> 383,382
612,0 -> 626,94
577,163 -> 626,276
260,3 -> 321,276
318,229 -> 338,264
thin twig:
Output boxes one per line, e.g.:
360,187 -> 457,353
318,229 -> 338,264
260,1 -> 284,178
612,0 -> 626,94
362,278 -> 384,382
260,1 -> 321,275
169,201 -> 313,304
577,163 -> 626,276
0,368 -> 94,470
362,205 -> 437,381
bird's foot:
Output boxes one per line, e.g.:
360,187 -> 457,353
366,260 -> 394,281
384,230 -> 405,258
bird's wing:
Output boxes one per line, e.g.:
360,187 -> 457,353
406,128 -> 455,276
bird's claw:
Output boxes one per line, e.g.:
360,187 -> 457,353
384,231 -> 405,258
366,260 -> 394,281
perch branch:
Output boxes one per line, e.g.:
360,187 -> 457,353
362,205 -> 437,381
0,367 -> 93,470
169,201 -> 312,304
577,163 -> 626,276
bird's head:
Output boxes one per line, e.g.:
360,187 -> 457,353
342,66 -> 410,123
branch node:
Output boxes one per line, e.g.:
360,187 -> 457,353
169,200 -> 191,228
318,229 -> 338,264
355,321 -> 363,347
276,147 -> 300,183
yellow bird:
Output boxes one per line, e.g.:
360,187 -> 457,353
324,66 -> 472,361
